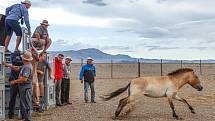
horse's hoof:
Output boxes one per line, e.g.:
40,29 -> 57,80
191,110 -> 196,114
112,116 -> 117,120
175,117 -> 183,120
173,115 -> 183,120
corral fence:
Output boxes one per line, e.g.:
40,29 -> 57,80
70,59 -> 215,79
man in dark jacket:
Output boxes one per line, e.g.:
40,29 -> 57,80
3,52 -> 23,119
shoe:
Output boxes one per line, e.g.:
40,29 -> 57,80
85,100 -> 88,103
14,49 -> 21,53
91,101 -> 96,103
56,103 -> 63,106
8,115 -> 14,119
5,49 -> 11,53
66,101 -> 72,105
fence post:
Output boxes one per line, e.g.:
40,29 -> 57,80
111,60 -> 113,79
161,59 -> 163,76
180,60 -> 183,68
80,58 -> 83,66
200,59 -> 202,75
138,59 -> 140,77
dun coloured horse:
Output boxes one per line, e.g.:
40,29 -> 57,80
102,68 -> 203,120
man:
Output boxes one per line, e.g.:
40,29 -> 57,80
3,52 -> 23,119
31,48 -> 40,110
61,57 -> 72,105
10,50 -> 33,121
4,0 -> 31,52
54,54 -> 64,106
37,52 -> 52,111
79,57 -> 96,103
31,20 -> 52,52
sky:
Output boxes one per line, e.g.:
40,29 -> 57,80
0,0 -> 215,60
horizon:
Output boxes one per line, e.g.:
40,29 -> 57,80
49,48 -> 215,61
1,0 -> 215,60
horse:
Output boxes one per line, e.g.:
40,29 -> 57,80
101,68 -> 203,120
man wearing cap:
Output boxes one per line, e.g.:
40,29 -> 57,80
79,57 -> 96,103
4,0 -> 31,52
10,50 -> 33,121
61,57 -> 72,105
31,20 -> 52,52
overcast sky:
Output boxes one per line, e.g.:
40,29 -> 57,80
1,0 -> 215,59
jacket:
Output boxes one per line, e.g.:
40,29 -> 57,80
79,64 -> 96,82
54,57 -> 63,80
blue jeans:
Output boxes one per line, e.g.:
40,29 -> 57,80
84,81 -> 95,102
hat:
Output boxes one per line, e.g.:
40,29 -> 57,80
22,50 -> 33,62
87,57 -> 93,61
40,20 -> 50,26
21,0 -> 31,5
65,56 -> 72,61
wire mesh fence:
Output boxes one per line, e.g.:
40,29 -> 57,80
70,59 -> 215,79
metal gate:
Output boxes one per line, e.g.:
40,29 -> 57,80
44,55 -> 55,109
0,46 -> 5,120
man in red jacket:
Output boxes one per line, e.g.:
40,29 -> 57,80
54,53 -> 64,106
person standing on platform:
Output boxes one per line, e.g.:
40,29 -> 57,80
4,0 -> 31,52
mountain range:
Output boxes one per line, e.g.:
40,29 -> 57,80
49,48 -> 215,63
49,48 -> 137,63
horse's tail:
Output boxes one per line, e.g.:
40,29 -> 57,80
101,83 -> 131,101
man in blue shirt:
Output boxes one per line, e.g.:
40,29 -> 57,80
80,57 -> 96,103
4,0 -> 31,52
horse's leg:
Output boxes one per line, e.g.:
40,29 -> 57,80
124,101 -> 135,116
114,88 -> 140,118
174,95 -> 195,114
167,97 -> 182,120
115,97 -> 129,118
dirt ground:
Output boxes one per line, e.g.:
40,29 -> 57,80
28,74 -> 215,121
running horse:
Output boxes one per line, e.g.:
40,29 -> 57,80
102,68 -> 203,120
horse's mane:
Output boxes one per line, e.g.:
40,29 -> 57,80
167,68 -> 193,76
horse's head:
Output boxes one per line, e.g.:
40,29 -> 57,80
187,71 -> 203,91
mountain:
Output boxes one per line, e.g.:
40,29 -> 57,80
49,48 -> 136,63
49,48 -> 215,63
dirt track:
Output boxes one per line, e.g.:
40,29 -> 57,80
28,74 -> 215,121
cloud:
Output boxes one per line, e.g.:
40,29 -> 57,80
82,0 -> 108,6
50,40 -> 132,52
2,0 -> 215,59
145,46 -> 180,51
29,7 -> 137,28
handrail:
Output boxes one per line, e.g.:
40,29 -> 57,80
21,27 -> 31,52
